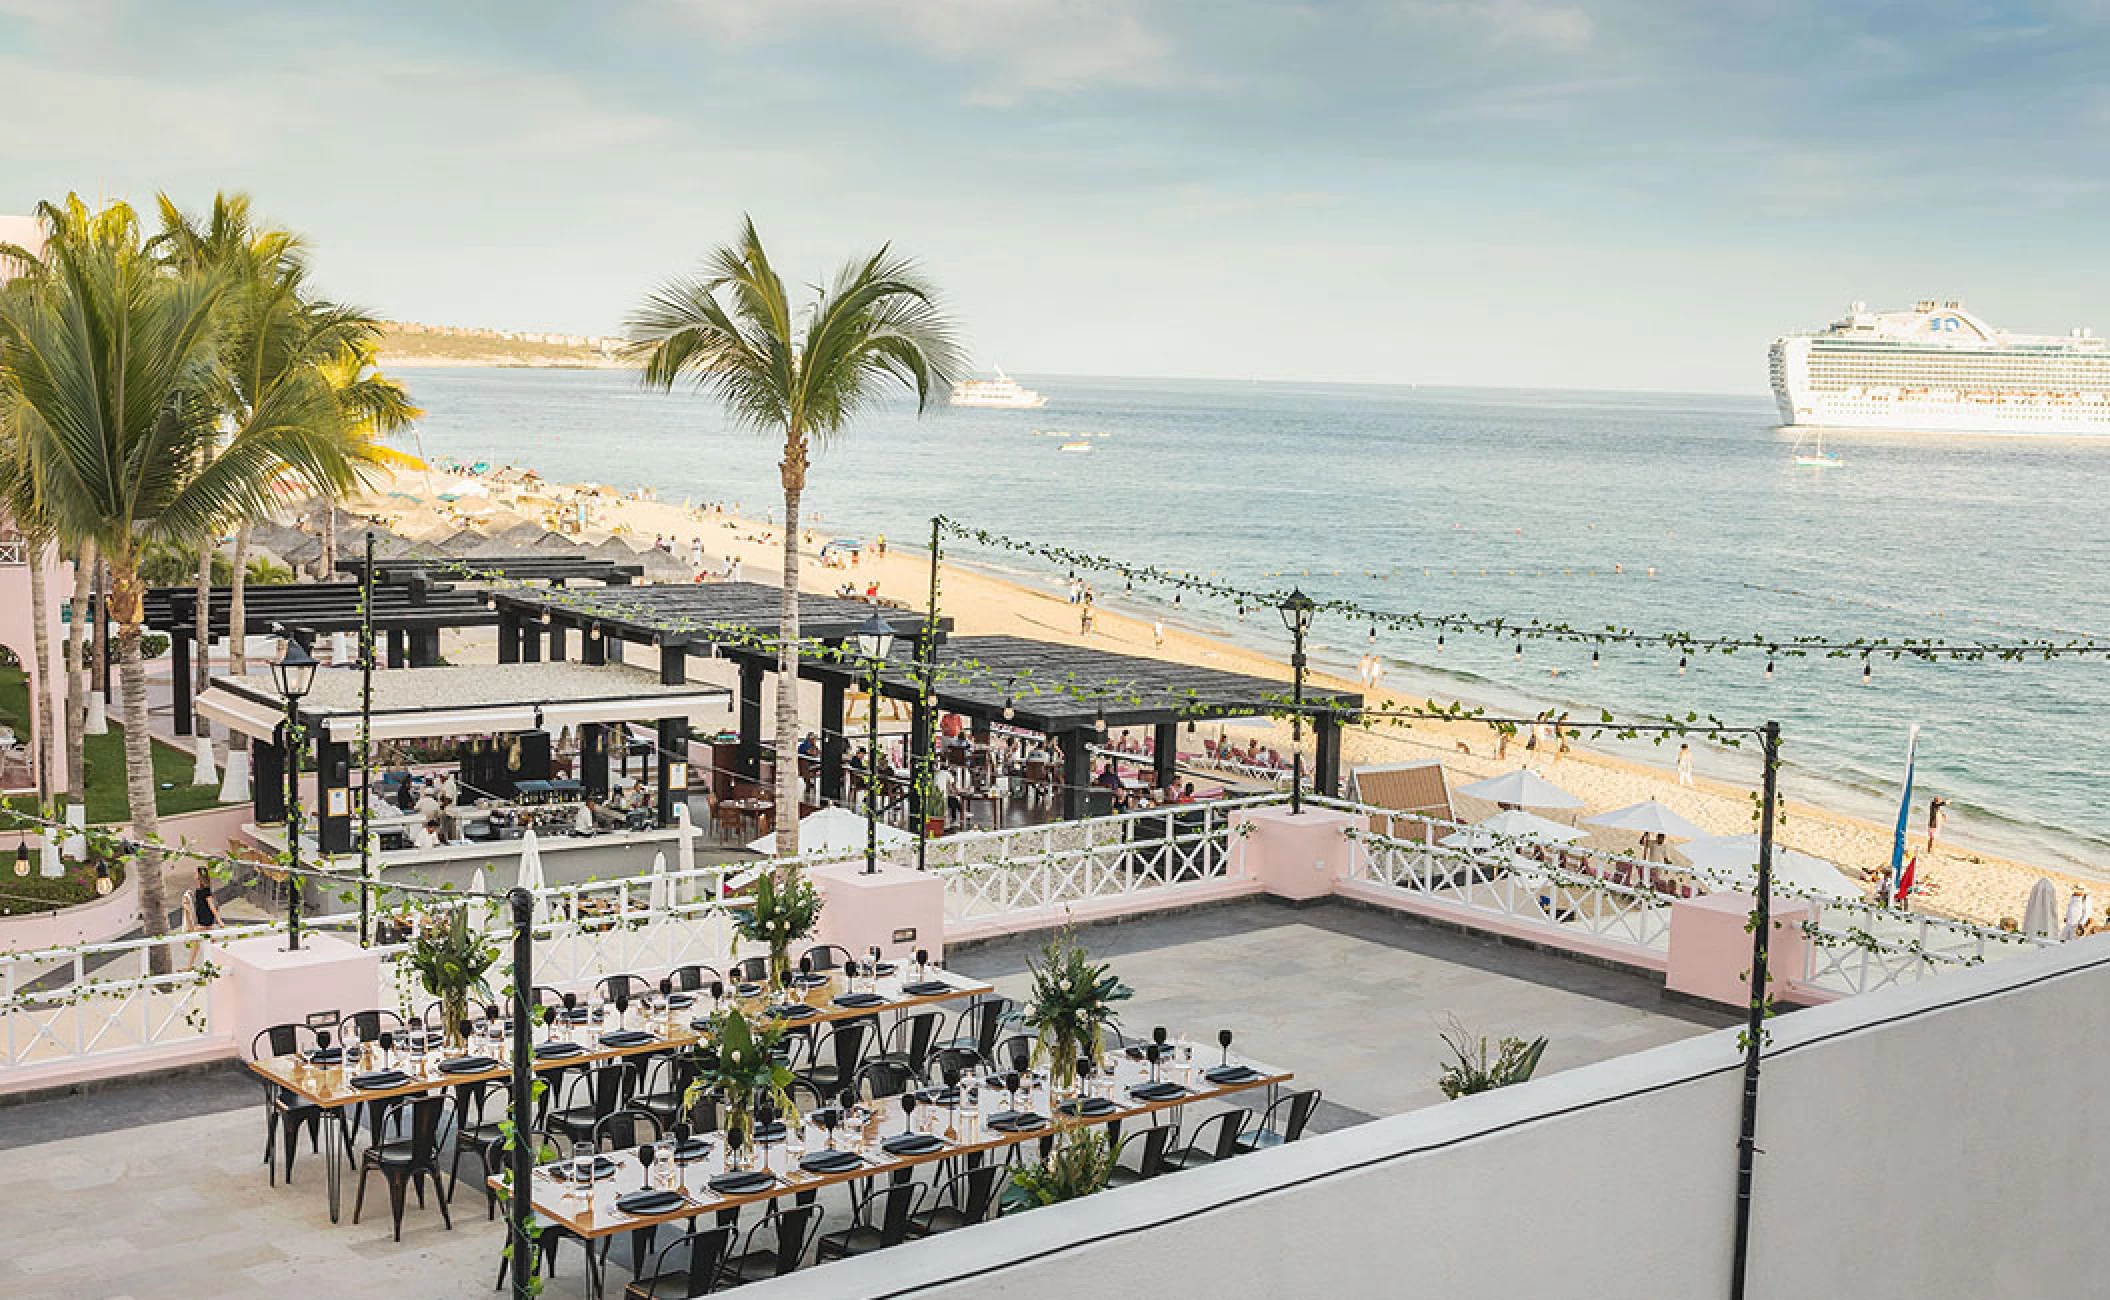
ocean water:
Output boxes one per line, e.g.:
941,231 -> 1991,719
397,368 -> 2110,872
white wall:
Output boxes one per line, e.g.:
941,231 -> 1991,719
737,936 -> 2110,1300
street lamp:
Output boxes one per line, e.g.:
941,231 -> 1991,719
270,638 -> 319,950
1279,589 -> 1315,815
854,614 -> 895,876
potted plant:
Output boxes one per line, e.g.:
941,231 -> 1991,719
406,904 -> 499,1050
1009,1126 -> 1122,1210
1435,1017 -> 1548,1099
920,780 -> 947,838
733,868 -> 824,991
1021,928 -> 1132,1099
682,1008 -> 797,1164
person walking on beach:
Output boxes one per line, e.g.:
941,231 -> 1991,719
1926,797 -> 1948,854
1676,743 -> 1694,787
2063,886 -> 2091,941
1153,619 -> 1164,648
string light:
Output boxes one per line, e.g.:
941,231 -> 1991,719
1862,660 -> 1872,685
1678,656 -> 1688,675
1094,710 -> 1107,733
1436,634 -> 1445,652
1002,697 -> 1016,722
1590,649 -> 1600,669
11,843 -> 25,877
1513,639 -> 1523,661
94,863 -> 112,896
1764,660 -> 1775,681
1368,625 -> 1378,644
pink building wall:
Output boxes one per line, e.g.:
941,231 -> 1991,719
0,535 -> 73,797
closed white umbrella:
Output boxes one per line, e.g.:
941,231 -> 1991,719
749,805 -> 915,856
675,803 -> 698,904
1585,800 -> 1709,840
648,852 -> 669,915
2023,878 -> 2060,938
468,865 -> 496,935
219,745 -> 251,803
514,829 -> 547,924
1440,808 -> 1585,853
191,734 -> 218,787
38,835 -> 61,878
61,803 -> 87,861
1455,768 -> 1584,810
1679,833 -> 1859,899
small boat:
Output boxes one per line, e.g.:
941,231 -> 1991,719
950,368 -> 1047,409
1059,441 -> 1093,454
1791,430 -> 1843,468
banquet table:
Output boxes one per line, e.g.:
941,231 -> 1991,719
245,965 -> 995,1223
493,1046 -> 1291,1296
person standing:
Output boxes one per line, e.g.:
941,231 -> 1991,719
2062,886 -> 2091,941
1676,742 -> 1694,787
1153,619 -> 1165,648
1926,797 -> 1948,854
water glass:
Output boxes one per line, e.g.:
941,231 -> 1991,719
653,1138 -> 675,1188
571,1141 -> 594,1201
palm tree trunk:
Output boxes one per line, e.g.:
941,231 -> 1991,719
27,538 -> 57,804
228,524 -> 251,675
772,451 -> 806,858
192,535 -> 213,737
111,554 -> 173,973
64,539 -> 95,800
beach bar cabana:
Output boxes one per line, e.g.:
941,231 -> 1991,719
194,661 -> 729,855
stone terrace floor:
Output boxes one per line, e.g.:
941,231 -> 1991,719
0,898 -> 1733,1300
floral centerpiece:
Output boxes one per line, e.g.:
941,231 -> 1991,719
1010,1127 -> 1122,1209
406,904 -> 498,1050
682,1007 -> 797,1165
1021,928 -> 1132,1098
733,868 -> 824,991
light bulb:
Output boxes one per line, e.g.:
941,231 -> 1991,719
1678,656 -> 1688,676
1436,634 -> 1445,652
1765,660 -> 1775,681
1591,649 -> 1600,668
1862,661 -> 1872,685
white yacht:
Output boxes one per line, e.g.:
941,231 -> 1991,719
949,368 -> 1047,409
1770,301 -> 2110,436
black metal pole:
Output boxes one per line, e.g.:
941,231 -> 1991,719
1729,720 -> 1780,1300
916,517 -> 941,872
357,530 -> 375,946
865,656 -> 882,875
1289,625 -> 1307,815
507,887 -> 537,1300
283,703 -> 303,951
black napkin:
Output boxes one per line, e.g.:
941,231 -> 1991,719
672,1138 -> 712,1163
707,1170 -> 776,1195
833,992 -> 887,1009
988,1111 -> 1049,1133
1204,1064 -> 1261,1086
799,1149 -> 865,1174
1128,1080 -> 1189,1102
881,1133 -> 947,1157
534,1040 -> 585,1058
791,973 -> 831,989
1057,1096 -> 1118,1117
872,961 -> 898,976
439,1055 -> 499,1075
598,1029 -> 655,1048
304,1047 -> 346,1065
766,1003 -> 819,1020
732,982 -> 764,999
550,1155 -> 618,1182
915,1086 -> 960,1107
615,1188 -> 688,1216
558,1008 -> 593,1024
349,1069 -> 410,1090
690,1017 -> 716,1032
752,1120 -> 787,1143
664,992 -> 696,1009
1124,1045 -> 1150,1061
900,980 -> 954,997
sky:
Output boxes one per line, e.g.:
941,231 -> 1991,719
6,0 -> 2110,392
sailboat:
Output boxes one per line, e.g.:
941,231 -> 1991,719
1791,429 -> 1843,468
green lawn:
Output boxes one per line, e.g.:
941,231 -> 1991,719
0,663 -> 228,824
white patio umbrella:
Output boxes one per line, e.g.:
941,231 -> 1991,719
749,805 -> 914,857
1585,800 -> 1709,839
1440,808 -> 1585,853
675,804 -> 698,903
468,866 -> 495,935
1454,768 -> 1584,810
38,835 -> 61,878
1678,833 -> 1860,900
2023,878 -> 2060,938
191,734 -> 218,787
219,745 -> 251,803
60,803 -> 87,861
647,852 -> 670,915
514,829 -> 547,924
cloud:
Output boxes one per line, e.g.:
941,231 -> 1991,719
1398,0 -> 1595,53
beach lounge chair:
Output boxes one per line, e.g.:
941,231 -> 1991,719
1348,761 -> 1455,845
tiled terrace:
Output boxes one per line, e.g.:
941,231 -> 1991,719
0,899 -> 1728,1300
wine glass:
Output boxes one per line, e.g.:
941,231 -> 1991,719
571,1140 -> 594,1203
672,1122 -> 693,1189
709,979 -> 725,1009
540,1005 -> 558,1042
1152,1026 -> 1169,1050
725,1125 -> 747,1172
614,994 -> 630,1031
654,1135 -> 674,1188
637,1142 -> 656,1192
1146,1043 -> 1162,1084
313,1028 -> 333,1062
562,990 -> 579,1025
914,947 -> 931,978
818,1106 -> 839,1150
1218,1029 -> 1234,1068
377,1030 -> 396,1071
658,977 -> 674,1019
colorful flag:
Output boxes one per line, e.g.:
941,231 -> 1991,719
1886,724 -> 1920,904
1896,853 -> 1917,906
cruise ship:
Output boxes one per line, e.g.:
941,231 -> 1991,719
949,368 -> 1047,409
1769,301 -> 2110,436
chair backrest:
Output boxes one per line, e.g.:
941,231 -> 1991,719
590,1060 -> 636,1115
822,1020 -> 870,1076
852,1059 -> 914,1102
924,1045 -> 986,1080
380,1093 -> 451,1164
732,956 -> 769,984
644,1226 -> 734,1295
745,1204 -> 823,1275
592,1106 -> 662,1151
669,963 -> 720,993
992,1032 -> 1034,1074
338,1008 -> 407,1043
1195,1110 -> 1243,1160
937,1164 -> 1003,1224
1126,1122 -> 1175,1178
887,1010 -> 943,1067
857,1182 -> 927,1248
593,973 -> 649,1003
1277,1088 -> 1322,1143
798,944 -> 854,971
453,1077 -> 512,1129
961,998 -> 1012,1057
251,1022 -> 312,1061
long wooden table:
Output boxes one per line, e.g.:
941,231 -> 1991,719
245,966 -> 996,1223
493,1048 -> 1291,1296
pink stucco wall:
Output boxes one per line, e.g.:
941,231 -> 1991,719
0,535 -> 73,796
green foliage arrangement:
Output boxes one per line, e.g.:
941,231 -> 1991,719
1010,1126 -> 1122,1209
682,1007 -> 797,1156
1020,928 -> 1132,1096
733,867 -> 824,988
405,904 -> 498,1047
1435,1018 -> 1548,1099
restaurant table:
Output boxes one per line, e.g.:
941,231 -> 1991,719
245,965 -> 994,1223
493,1045 -> 1292,1297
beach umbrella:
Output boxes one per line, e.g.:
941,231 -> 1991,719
2023,879 -> 2060,938
1454,768 -> 1584,810
514,829 -> 547,925
675,803 -> 698,902
38,836 -> 61,878
60,803 -> 87,861
1585,800 -> 1709,840
191,734 -> 218,787
468,865 -> 496,935
219,746 -> 251,803
648,852 -> 670,915
1678,833 -> 1859,900
749,805 -> 914,856
1440,808 -> 1584,853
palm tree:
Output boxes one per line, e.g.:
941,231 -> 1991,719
627,218 -> 961,855
0,196 -> 366,968
0,394 -> 59,807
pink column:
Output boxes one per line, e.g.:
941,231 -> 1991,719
207,931 -> 383,1056
1665,891 -> 1815,1009
810,861 -> 948,961
1233,805 -> 1360,901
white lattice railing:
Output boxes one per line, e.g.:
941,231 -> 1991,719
0,537 -> 26,566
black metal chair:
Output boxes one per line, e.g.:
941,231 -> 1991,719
910,1165 -> 1003,1237
249,1024 -> 323,1186
990,1031 -> 1035,1075
730,955 -> 770,984
874,1009 -> 945,1080
351,1093 -> 454,1241
336,1008 -> 409,1044
797,943 -> 855,971
632,1047 -> 703,1128
796,1020 -> 871,1095
625,1226 -> 735,1299
922,1044 -> 987,1081
668,963 -> 722,994
818,1182 -> 926,1260
446,1077 -> 514,1214
720,1204 -> 824,1285
591,1106 -> 664,1152
1107,1122 -> 1175,1186
549,1060 -> 638,1143
593,972 -> 652,1004
851,1059 -> 916,1103
939,996 -> 1013,1061
1234,1088 -> 1322,1154
1162,1111 -> 1243,1173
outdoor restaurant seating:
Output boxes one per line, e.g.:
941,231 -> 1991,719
723,1205 -> 826,1284
1107,1120 -> 1176,1186
1161,1110 -> 1245,1173
252,1024 -> 325,1186
817,1182 -> 927,1261
910,1165 -> 1005,1237
350,1093 -> 455,1240
624,1226 -> 735,1299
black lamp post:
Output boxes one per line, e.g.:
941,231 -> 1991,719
855,614 -> 895,875
1279,589 -> 1315,815
270,637 -> 319,950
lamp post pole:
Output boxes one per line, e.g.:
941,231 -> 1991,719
357,529 -> 375,946
271,637 -> 319,952
855,614 -> 896,876
1281,590 -> 1315,816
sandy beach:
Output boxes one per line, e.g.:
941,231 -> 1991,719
340,463 -> 2092,932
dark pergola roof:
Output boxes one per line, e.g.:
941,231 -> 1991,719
835,634 -> 1363,733
336,555 -> 643,587
492,581 -> 943,645
146,583 -> 497,636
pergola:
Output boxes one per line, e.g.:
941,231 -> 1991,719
491,585 -> 1361,819
195,662 -> 729,852
335,554 -> 645,588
